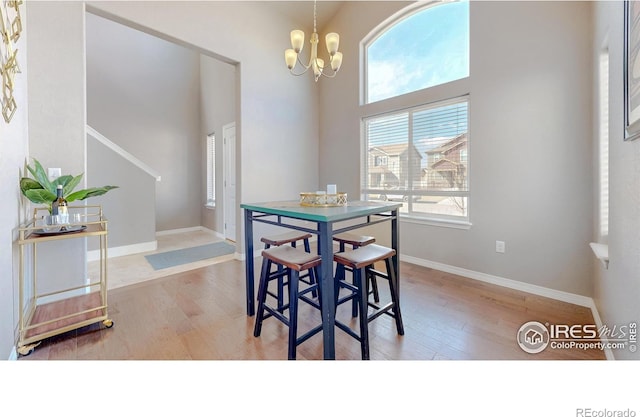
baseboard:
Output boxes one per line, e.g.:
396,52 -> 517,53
400,254 -> 612,360
87,227 -> 223,263
156,226 -> 223,239
7,347 -> 17,361
587,299 -> 616,360
401,254 -> 594,308
87,240 -> 158,262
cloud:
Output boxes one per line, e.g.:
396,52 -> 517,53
365,0 -> 469,103
368,60 -> 425,103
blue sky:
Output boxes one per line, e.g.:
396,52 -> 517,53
367,0 -> 469,103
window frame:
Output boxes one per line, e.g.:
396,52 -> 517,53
359,0 -> 471,229
361,96 -> 471,228
361,0 -> 469,106
206,133 -> 216,209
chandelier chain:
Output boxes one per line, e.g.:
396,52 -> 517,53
313,0 -> 317,33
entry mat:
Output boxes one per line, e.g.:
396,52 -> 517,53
145,241 -> 236,270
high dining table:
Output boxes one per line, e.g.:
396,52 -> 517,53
240,199 -> 402,360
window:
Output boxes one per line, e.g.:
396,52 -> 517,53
206,133 -> 215,208
361,0 -> 470,227
598,48 -> 609,240
365,0 -> 469,104
362,97 -> 469,223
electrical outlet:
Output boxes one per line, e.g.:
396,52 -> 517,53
496,240 -> 505,253
48,168 -> 61,180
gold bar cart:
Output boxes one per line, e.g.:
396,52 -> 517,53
16,205 -> 113,356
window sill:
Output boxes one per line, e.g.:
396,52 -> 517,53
589,242 -> 609,269
400,215 -> 472,230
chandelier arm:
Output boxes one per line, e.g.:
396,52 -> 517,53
314,58 -> 339,77
288,66 -> 311,77
319,69 -> 339,79
297,53 -> 312,70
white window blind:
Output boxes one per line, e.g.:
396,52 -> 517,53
362,96 -> 469,222
206,133 -> 215,207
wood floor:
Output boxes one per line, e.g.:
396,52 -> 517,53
20,257 -> 605,360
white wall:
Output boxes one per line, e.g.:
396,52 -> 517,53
320,1 -> 595,296
593,1 -> 640,360
0,1 -> 29,360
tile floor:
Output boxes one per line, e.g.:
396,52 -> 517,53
89,228 -> 237,290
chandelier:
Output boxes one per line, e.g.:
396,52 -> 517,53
284,0 -> 343,82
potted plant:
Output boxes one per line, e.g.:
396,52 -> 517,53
20,158 -> 118,213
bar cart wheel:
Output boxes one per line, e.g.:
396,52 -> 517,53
103,319 -> 114,328
17,342 -> 41,357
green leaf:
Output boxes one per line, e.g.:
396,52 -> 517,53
20,177 -> 44,196
51,175 -> 73,189
27,158 -> 55,194
61,174 -> 83,197
24,188 -> 57,204
66,185 -> 118,203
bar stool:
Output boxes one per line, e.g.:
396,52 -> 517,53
332,232 -> 376,252
333,232 -> 380,312
253,245 -> 323,360
333,244 -> 404,360
261,231 -> 316,311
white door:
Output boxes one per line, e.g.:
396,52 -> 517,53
223,122 -> 237,242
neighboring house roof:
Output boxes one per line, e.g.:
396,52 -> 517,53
370,143 -> 423,159
430,158 -> 464,172
425,133 -> 467,155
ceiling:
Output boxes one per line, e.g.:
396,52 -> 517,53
268,1 -> 345,30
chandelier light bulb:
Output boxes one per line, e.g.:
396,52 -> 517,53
325,32 -> 339,56
312,58 -> 324,81
331,51 -> 343,71
285,49 -> 297,69
290,30 -> 305,53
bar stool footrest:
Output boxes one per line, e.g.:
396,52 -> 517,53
262,305 -> 291,328
335,320 -> 363,342
296,323 -> 324,346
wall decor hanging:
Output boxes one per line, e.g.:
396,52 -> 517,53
0,0 -> 23,124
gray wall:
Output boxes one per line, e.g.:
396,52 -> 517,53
6,0 -> 638,361
0,0 -> 29,360
200,55 -> 237,233
593,1 -> 640,360
86,11 -> 202,232
88,1 -> 321,247
87,137 -> 157,249
320,1 -> 595,297
25,2 -> 87,300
